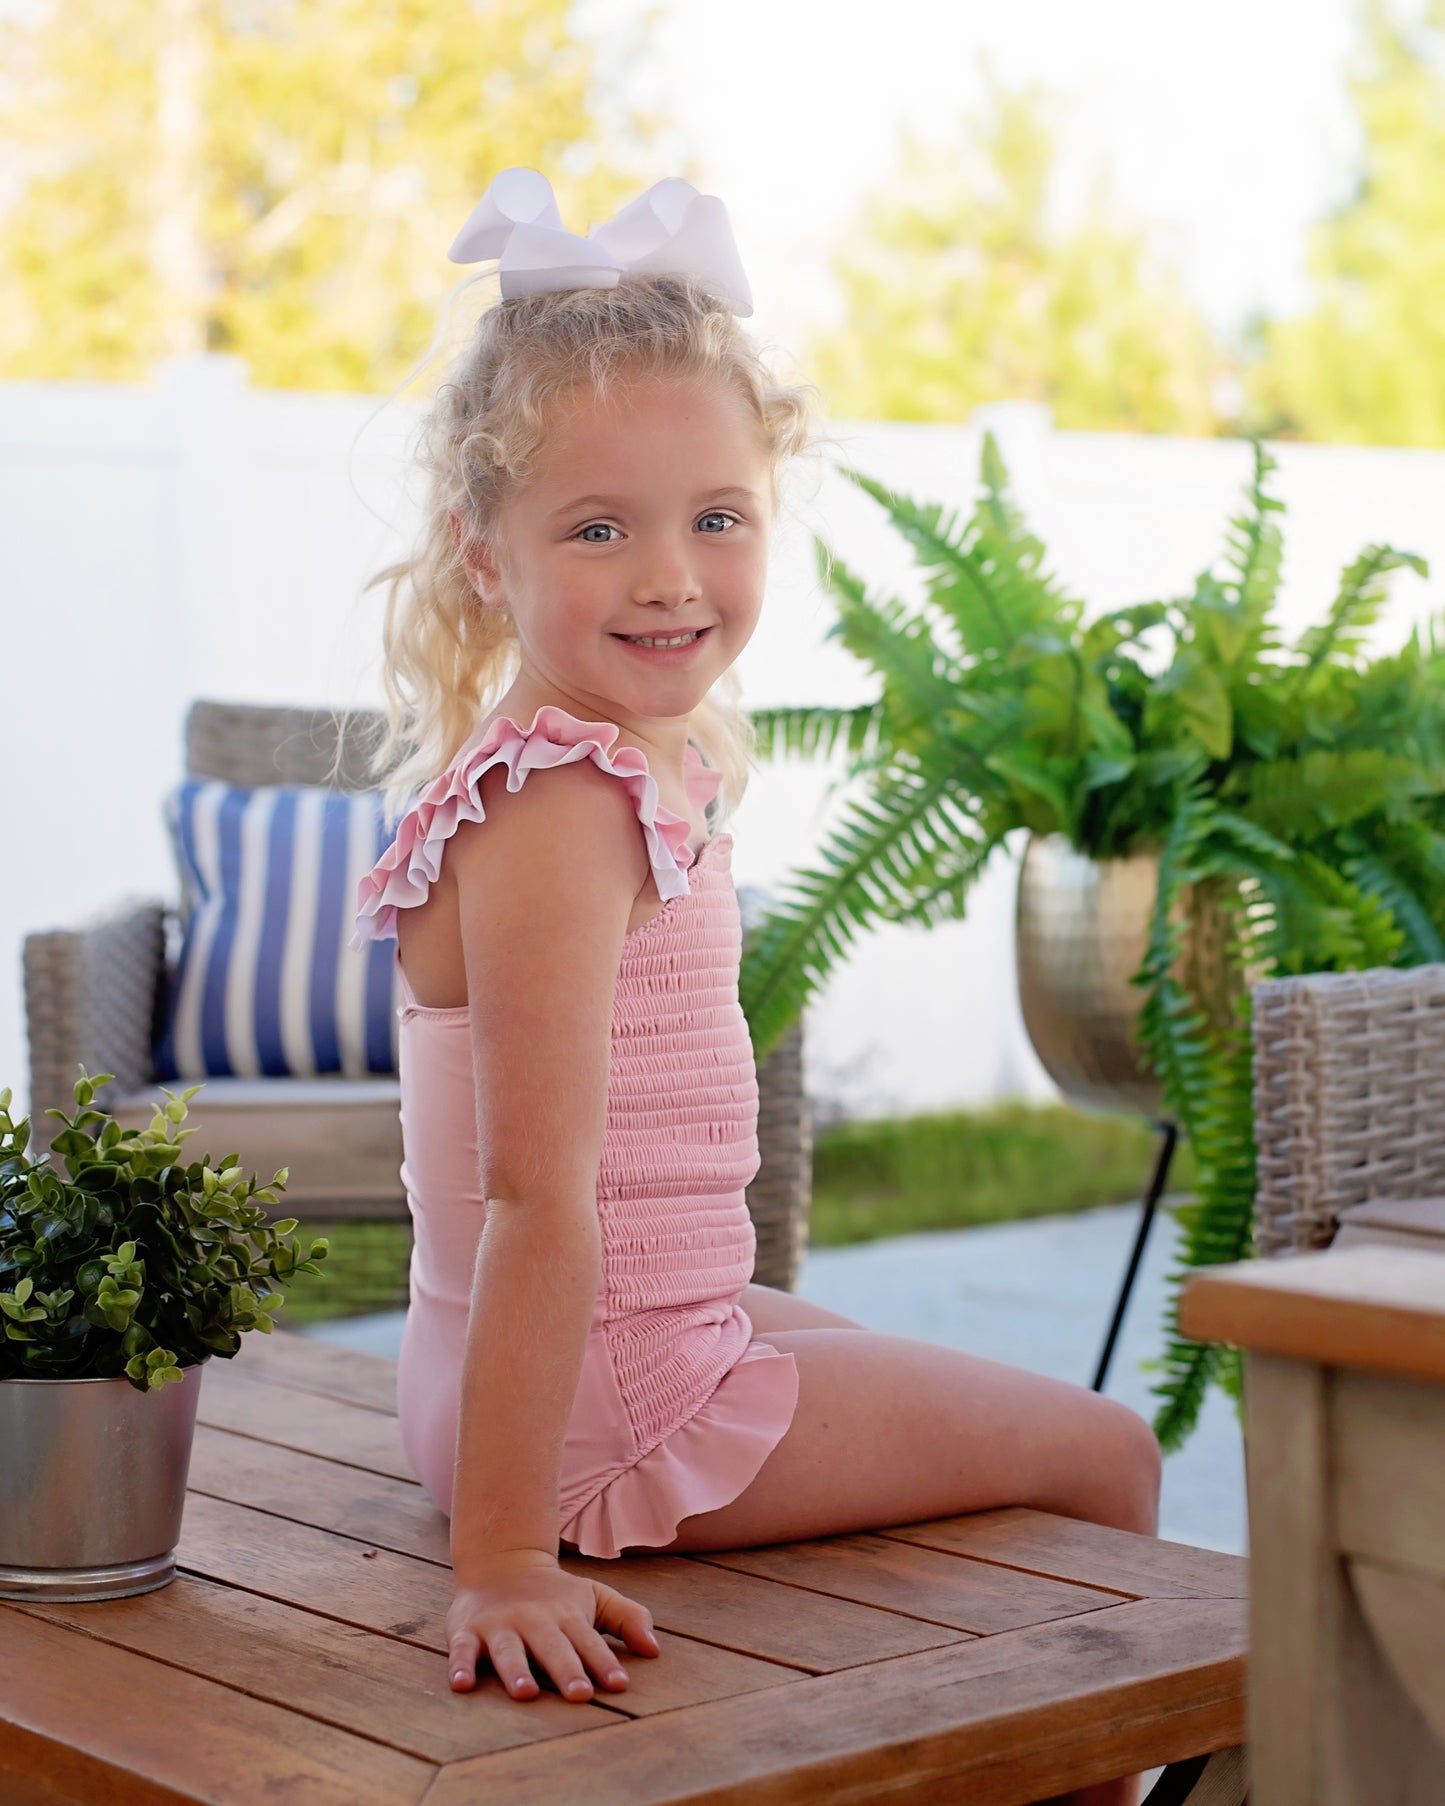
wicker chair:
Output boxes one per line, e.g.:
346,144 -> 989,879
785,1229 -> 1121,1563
23,699 -> 813,1290
1252,963 -> 1445,1258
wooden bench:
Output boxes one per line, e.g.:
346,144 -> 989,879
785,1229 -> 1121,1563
0,1329 -> 1248,1805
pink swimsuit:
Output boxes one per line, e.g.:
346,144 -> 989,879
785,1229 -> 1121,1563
350,705 -> 800,1557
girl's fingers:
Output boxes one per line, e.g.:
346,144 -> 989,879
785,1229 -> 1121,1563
448,1583 -> 657,1704
525,1623 -> 596,1701
574,1625 -> 630,1688
595,1586 -> 661,1657
448,1628 -> 481,1690
486,1628 -> 540,1698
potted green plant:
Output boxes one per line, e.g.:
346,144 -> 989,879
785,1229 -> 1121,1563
739,436 -> 1443,1449
0,1069 -> 328,1601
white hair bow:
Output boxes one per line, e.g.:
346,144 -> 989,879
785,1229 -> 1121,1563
447,167 -> 754,317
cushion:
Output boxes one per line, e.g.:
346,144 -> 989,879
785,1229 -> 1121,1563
111,1078 -> 405,1207
154,779 -> 402,1080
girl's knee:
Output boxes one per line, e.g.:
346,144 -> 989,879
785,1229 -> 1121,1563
1093,1398 -> 1163,1536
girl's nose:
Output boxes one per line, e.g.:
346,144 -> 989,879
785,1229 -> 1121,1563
633,543 -> 699,609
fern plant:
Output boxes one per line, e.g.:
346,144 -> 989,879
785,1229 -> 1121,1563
740,435 -> 1443,1450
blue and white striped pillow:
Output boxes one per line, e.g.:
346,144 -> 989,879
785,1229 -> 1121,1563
153,780 -> 402,1081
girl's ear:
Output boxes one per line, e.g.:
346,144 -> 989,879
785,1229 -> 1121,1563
449,508 -> 506,608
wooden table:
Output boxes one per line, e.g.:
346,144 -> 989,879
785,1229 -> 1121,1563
1183,1244 -> 1445,1806
1,1330 -> 1247,1805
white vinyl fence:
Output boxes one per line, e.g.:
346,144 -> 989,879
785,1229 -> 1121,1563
4,356 -> 1443,1125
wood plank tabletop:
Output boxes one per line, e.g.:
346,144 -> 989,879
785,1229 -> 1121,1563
0,1329 -> 1248,1806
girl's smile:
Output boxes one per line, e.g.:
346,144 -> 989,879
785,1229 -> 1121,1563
611,623 -> 716,662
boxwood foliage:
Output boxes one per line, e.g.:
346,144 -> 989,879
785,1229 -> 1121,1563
0,1069 -> 327,1390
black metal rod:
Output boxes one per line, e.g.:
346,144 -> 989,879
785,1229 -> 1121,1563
1091,1119 -> 1178,1393
1139,1754 -> 1210,1805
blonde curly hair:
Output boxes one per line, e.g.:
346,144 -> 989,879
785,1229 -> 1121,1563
367,273 -> 816,824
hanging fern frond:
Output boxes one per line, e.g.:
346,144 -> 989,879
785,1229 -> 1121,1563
1291,545 -> 1429,685
875,831 -> 1004,929
817,541 -> 961,738
749,703 -> 886,767
1082,600 -> 1173,663
1215,438 -> 1285,667
976,428 -> 1069,602
1133,790 -> 1217,1119
1235,748 -> 1430,840
1288,850 -> 1406,968
1135,814 -> 1268,1451
1204,837 -> 1402,977
1142,819 -> 1415,1447
1348,816 -> 1445,948
1150,1008 -> 1258,1453
841,445 -> 1082,663
1340,845 -> 1445,965
739,754 -> 980,1061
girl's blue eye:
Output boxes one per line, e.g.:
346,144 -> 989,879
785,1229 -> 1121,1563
697,512 -> 737,534
578,523 -> 617,543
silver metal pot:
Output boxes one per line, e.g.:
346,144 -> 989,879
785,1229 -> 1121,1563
1016,834 -> 1164,1117
0,1356 -> 207,1601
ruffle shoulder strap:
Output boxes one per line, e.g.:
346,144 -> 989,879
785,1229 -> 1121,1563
350,704 -> 722,950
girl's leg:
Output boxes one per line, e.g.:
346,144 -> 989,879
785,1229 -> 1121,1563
654,1326 -> 1163,1806
658,1323 -> 1160,1546
740,1279 -> 869,1332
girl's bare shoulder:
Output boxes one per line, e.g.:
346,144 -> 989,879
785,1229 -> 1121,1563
398,757 -> 650,1009
449,754 -> 650,906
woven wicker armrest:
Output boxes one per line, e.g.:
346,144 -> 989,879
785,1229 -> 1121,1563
22,896 -> 169,1131
1252,963 -> 1445,1257
749,1020 -> 811,1293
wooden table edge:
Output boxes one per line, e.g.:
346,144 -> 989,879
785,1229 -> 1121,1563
1181,1247 -> 1445,1384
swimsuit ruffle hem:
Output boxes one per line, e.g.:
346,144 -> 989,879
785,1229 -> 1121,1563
558,1339 -> 799,1559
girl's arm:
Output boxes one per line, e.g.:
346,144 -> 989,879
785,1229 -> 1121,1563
442,757 -> 659,1698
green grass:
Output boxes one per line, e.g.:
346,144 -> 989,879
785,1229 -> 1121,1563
274,1218 -> 411,1327
278,1101 -> 1192,1322
808,1101 -> 1193,1247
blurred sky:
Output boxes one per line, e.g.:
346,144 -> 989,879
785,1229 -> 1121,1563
581,0 -> 1409,359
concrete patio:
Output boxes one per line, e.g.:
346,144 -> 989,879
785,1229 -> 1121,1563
304,1199 -> 1247,1556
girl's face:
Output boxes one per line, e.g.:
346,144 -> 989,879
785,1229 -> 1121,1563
467,374 -> 774,729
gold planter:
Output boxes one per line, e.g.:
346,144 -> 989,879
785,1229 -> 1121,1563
1016,835 -> 1164,1118
1016,833 -> 1248,1120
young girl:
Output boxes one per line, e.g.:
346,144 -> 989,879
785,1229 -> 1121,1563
352,169 -> 1161,1806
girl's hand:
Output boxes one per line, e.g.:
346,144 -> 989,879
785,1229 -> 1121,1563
447,1548 -> 661,1700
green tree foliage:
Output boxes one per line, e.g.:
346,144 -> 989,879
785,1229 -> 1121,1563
806,64 -> 1228,434
0,0 -> 658,389
1244,2 -> 1445,446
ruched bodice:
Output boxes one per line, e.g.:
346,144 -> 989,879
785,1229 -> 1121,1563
350,706 -> 799,1556
594,839 -> 762,1437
